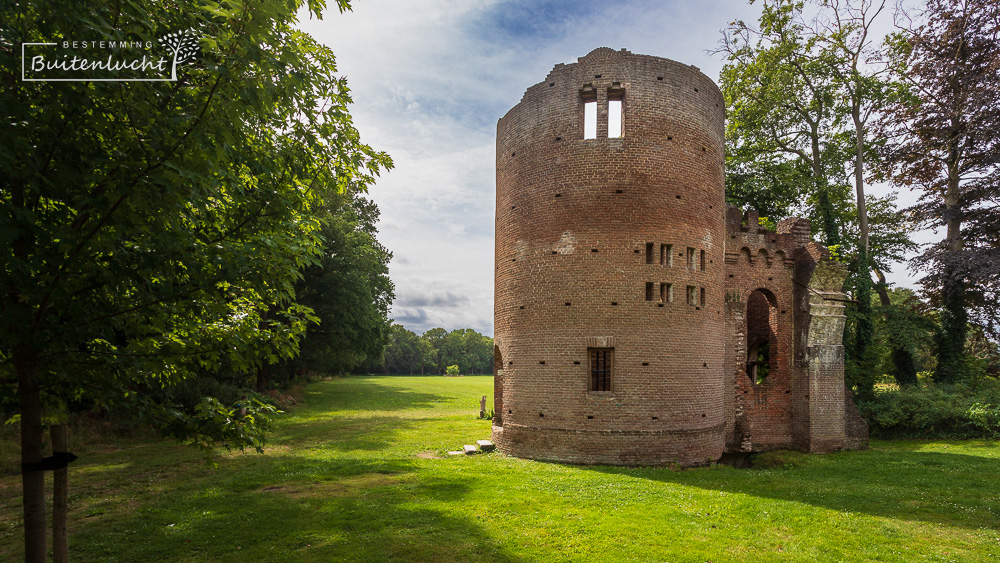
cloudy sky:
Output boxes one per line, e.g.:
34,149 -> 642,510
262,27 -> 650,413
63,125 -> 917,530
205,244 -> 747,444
298,0 -> 925,337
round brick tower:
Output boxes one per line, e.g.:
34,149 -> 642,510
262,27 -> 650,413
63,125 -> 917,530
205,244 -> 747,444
492,48 -> 727,466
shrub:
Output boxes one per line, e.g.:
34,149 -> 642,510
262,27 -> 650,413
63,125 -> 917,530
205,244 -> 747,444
856,378 -> 1000,439
445,365 -> 460,376
967,403 -> 1000,438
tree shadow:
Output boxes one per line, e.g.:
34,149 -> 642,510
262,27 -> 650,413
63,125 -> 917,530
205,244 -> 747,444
584,447 -> 1000,532
66,454 -> 524,562
290,378 -> 451,414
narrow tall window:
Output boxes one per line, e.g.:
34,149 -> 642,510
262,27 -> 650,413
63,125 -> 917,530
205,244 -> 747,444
700,287 -> 706,306
589,348 -> 613,392
660,244 -> 672,266
687,247 -> 696,270
608,83 -> 625,138
584,100 -> 597,139
700,250 -> 706,271
608,99 -> 622,138
645,282 -> 655,301
687,285 -> 698,306
581,85 -> 598,140
645,242 -> 654,264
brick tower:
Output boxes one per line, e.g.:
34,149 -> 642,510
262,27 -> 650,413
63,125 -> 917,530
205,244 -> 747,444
491,48 -> 728,466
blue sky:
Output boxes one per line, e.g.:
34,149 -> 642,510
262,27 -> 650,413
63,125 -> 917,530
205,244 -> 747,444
297,0 -> 924,337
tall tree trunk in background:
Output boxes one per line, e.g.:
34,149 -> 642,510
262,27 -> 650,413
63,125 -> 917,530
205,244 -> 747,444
17,350 -> 46,563
811,131 -> 841,247
52,423 -> 70,563
936,131 -> 966,383
852,104 -> 876,400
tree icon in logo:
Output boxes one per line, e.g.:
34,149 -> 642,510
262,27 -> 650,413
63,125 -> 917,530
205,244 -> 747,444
158,28 -> 199,81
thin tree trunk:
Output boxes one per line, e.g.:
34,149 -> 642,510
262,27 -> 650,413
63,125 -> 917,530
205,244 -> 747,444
17,351 -> 47,563
810,127 -> 840,246
52,423 -> 69,563
853,105 -> 869,256
852,103 -> 875,400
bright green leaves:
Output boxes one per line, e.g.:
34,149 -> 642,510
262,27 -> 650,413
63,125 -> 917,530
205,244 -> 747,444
0,0 -> 390,452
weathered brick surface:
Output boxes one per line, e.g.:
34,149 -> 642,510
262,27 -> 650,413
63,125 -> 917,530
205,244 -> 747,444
492,48 -> 866,466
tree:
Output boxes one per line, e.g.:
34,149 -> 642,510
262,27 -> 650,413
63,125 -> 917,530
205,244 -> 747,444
421,327 -> 449,374
384,325 -> 424,375
812,0 -> 893,397
877,0 -> 1000,382
279,193 -> 394,379
721,0 -> 919,395
0,0 -> 389,559
718,0 -> 849,247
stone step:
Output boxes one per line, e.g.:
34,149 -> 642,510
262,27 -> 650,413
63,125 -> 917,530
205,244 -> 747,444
447,450 -> 465,456
462,444 -> 479,455
476,440 -> 496,452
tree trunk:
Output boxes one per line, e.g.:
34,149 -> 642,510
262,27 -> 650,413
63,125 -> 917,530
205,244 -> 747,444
935,124 -> 967,383
17,351 -> 47,563
873,269 -> 919,386
810,125 -> 841,247
52,423 -> 69,563
851,104 -> 875,400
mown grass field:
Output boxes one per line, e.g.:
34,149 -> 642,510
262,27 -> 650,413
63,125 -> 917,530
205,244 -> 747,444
1,375 -> 998,562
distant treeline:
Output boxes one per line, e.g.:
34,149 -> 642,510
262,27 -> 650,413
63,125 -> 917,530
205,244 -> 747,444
375,324 -> 494,375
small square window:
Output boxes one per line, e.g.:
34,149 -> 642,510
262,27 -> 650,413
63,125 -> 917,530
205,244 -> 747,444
660,244 -> 672,266
660,283 -> 672,303
687,285 -> 698,306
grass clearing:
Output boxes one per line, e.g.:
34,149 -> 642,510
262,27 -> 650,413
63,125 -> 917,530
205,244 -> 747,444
1,375 -> 998,561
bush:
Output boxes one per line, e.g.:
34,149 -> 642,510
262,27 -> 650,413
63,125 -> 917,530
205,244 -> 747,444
967,403 -> 1000,438
856,379 -> 1000,439
445,365 -> 460,376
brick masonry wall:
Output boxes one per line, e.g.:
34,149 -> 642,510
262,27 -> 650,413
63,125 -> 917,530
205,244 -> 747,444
723,206 -> 800,451
492,48 -> 727,466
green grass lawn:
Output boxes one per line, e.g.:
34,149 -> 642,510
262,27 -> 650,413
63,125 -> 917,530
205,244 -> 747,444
1,375 -> 998,562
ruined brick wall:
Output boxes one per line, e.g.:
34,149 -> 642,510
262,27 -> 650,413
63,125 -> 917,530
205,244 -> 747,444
722,206 -> 802,451
492,48 -> 727,466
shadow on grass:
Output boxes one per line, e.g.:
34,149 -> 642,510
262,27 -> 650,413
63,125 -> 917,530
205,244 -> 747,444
67,455 -> 524,563
585,446 -> 1000,532
290,378 -> 452,415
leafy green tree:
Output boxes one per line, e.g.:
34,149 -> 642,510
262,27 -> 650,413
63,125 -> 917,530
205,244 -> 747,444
0,0 -> 388,559
384,324 -> 424,375
813,0 -> 895,399
720,0 -> 917,397
421,327 -> 449,374
877,0 -> 1000,382
278,193 -> 394,380
718,0 -> 849,246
